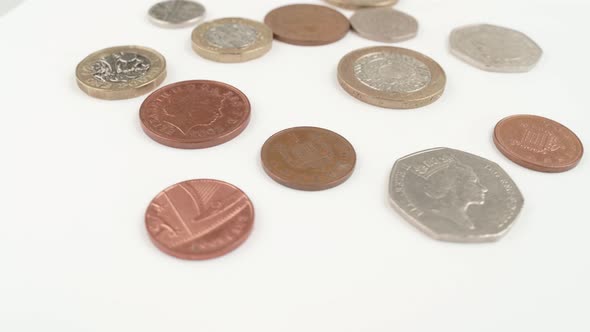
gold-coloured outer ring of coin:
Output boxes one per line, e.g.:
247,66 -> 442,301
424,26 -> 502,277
325,0 -> 398,10
76,46 -> 167,100
191,17 -> 273,63
338,46 -> 446,109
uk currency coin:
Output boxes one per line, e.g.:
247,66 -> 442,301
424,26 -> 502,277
389,148 -> 524,243
325,0 -> 398,10
145,179 -> 254,260
148,0 -> 205,28
192,17 -> 273,63
338,46 -> 446,109
494,115 -> 584,172
350,7 -> 418,43
261,127 -> 356,191
450,24 -> 542,73
76,46 -> 167,100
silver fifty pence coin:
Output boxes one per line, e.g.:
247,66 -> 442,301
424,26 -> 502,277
350,7 -> 418,43
389,147 -> 524,243
148,0 -> 206,28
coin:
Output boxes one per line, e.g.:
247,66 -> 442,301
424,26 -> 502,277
264,4 -> 350,46
76,46 -> 167,100
325,0 -> 398,10
338,46 -> 446,109
350,7 -> 418,43
148,0 -> 205,28
261,127 -> 356,191
450,24 -> 543,73
145,179 -> 254,260
139,80 -> 251,149
494,115 -> 584,172
389,147 -> 524,243
191,17 -> 273,63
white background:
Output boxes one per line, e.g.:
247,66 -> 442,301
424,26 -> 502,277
1,0 -> 588,331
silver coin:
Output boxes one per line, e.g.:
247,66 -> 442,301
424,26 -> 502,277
450,24 -> 542,73
389,147 -> 524,243
350,8 -> 418,43
148,0 -> 205,28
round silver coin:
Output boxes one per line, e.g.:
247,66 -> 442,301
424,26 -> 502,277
389,147 -> 524,243
350,8 -> 418,43
148,0 -> 206,28
450,24 -> 542,73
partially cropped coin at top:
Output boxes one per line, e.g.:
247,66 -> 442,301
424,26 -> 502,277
325,0 -> 398,10
148,0 -> 205,28
350,7 -> 418,43
450,24 -> 542,73
338,46 -> 446,109
76,46 -> 166,100
192,17 -> 273,63
389,148 -> 524,243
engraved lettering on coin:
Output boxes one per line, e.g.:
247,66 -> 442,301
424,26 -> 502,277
354,52 -> 431,93
91,52 -> 151,83
204,23 -> 259,49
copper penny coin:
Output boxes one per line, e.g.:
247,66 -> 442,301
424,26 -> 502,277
145,179 -> 255,260
261,127 -> 357,191
264,4 -> 350,46
494,114 -> 584,172
139,80 -> 251,149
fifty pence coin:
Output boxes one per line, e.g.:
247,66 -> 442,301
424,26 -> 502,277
494,115 -> 584,172
450,24 -> 542,73
148,0 -> 206,28
389,147 -> 524,243
350,7 -> 418,43
338,46 -> 446,109
325,0 -> 398,10
264,4 -> 350,46
192,17 -> 273,63
140,80 -> 251,149
145,179 -> 254,260
76,46 -> 166,100
261,127 -> 356,191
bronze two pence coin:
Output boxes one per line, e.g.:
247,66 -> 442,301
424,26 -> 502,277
145,179 -> 255,260
264,4 -> 350,46
140,80 -> 251,149
494,114 -> 584,172
261,127 -> 356,191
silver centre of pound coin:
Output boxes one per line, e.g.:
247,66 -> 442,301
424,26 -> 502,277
149,0 -> 205,26
389,147 -> 524,243
92,52 -> 151,83
204,23 -> 259,49
354,52 -> 431,93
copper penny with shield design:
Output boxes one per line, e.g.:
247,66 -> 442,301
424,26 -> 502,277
140,80 -> 251,149
494,115 -> 583,172
145,179 -> 255,260
261,127 -> 356,191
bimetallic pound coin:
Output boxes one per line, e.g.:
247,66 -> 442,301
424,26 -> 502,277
350,8 -> 418,43
145,179 -> 254,260
140,80 -> 251,149
494,115 -> 584,172
76,46 -> 166,100
192,17 -> 273,63
389,148 -> 524,243
450,24 -> 543,73
325,0 -> 398,10
261,127 -> 356,191
264,4 -> 350,46
338,46 -> 446,109
148,0 -> 205,28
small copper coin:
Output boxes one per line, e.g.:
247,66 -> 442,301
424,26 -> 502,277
261,127 -> 357,191
494,115 -> 584,172
145,179 -> 255,260
264,4 -> 350,46
140,80 -> 251,149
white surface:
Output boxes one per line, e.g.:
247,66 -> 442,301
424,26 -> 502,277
0,0 -> 23,16
1,0 -> 588,331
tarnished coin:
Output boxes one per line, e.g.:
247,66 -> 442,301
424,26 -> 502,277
145,179 -> 254,260
350,7 -> 418,43
494,115 -> 584,172
76,46 -> 166,100
261,127 -> 356,191
264,4 -> 350,46
389,148 -> 524,243
192,17 -> 273,63
325,0 -> 398,10
140,80 -> 251,149
338,46 -> 446,109
450,24 -> 542,73
148,0 -> 205,28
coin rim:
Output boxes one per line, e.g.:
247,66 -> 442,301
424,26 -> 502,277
350,8 -> 418,43
148,0 -> 206,28
325,0 -> 398,10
